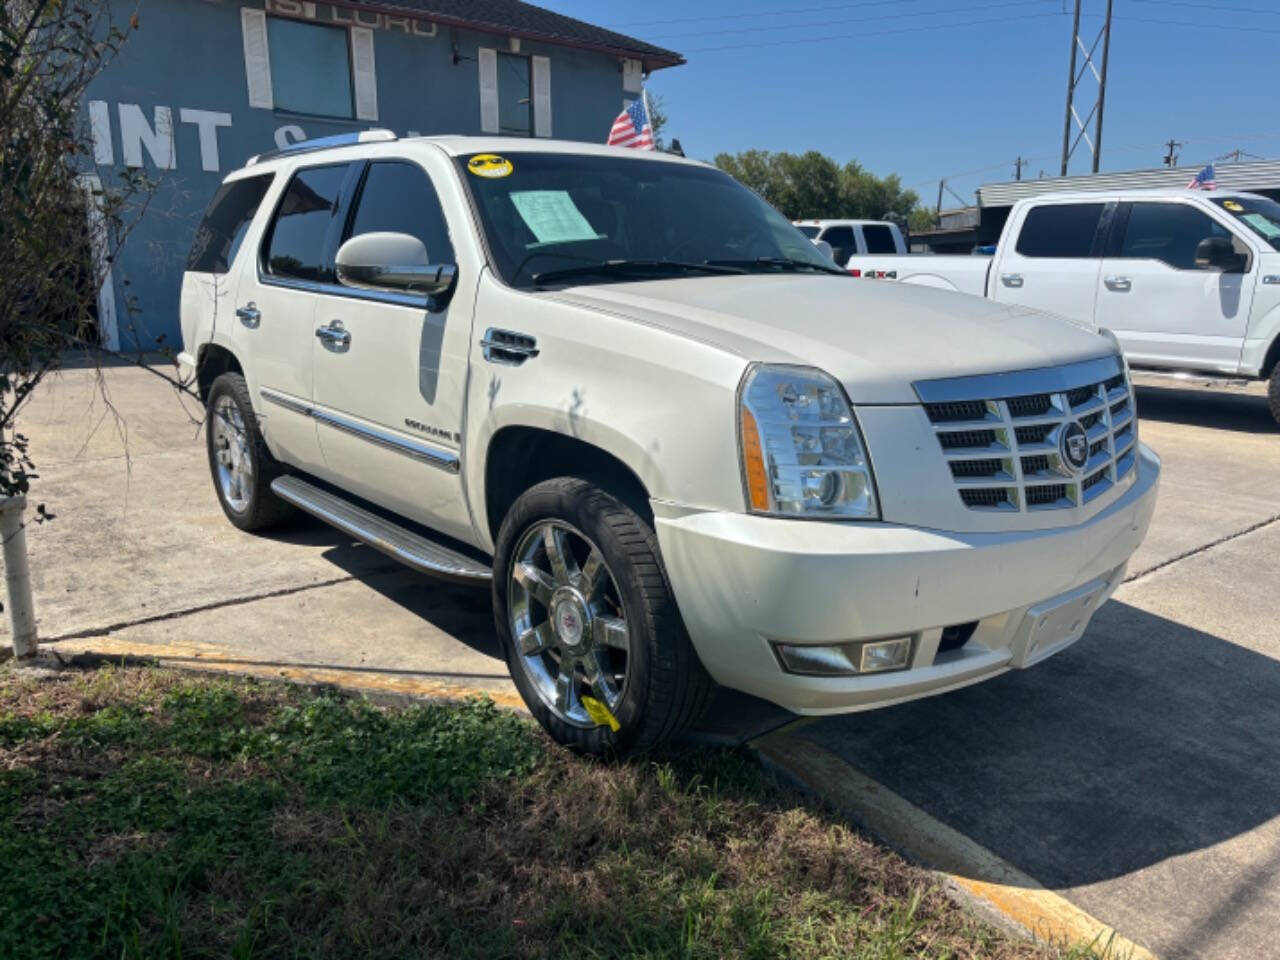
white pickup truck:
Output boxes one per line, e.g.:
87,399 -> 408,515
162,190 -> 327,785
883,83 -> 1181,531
179,133 -> 1159,756
848,188 -> 1280,424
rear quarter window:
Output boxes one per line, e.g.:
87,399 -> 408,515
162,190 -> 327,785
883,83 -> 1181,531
187,175 -> 273,273
862,224 -> 898,254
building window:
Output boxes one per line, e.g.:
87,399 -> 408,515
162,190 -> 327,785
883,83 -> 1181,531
267,18 -> 353,118
497,52 -> 532,136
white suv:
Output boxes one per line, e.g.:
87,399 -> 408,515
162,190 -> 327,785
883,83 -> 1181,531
179,132 -> 1160,755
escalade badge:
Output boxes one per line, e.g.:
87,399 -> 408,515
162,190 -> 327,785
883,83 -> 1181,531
1060,421 -> 1089,472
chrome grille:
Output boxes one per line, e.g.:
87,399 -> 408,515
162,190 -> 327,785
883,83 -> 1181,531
916,355 -> 1138,512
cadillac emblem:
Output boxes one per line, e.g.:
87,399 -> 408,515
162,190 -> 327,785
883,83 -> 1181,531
1060,421 -> 1089,473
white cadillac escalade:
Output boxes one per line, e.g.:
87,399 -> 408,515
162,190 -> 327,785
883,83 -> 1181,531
178,132 -> 1160,756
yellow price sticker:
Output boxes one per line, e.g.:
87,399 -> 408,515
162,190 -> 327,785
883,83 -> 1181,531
580,695 -> 621,732
1224,200 -> 1244,212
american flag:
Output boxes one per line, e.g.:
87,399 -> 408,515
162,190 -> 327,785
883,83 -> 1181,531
1187,164 -> 1217,190
607,97 -> 655,150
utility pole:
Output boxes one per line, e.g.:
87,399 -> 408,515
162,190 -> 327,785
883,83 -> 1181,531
1060,0 -> 1114,175
1163,139 -> 1182,167
1014,156 -> 1027,181
936,179 -> 944,223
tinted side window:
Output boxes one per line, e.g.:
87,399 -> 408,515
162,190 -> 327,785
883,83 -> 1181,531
820,225 -> 856,262
265,164 -> 350,281
796,225 -> 821,238
863,224 -> 897,254
346,161 -> 455,263
1119,202 -> 1231,270
1015,203 -> 1105,258
187,175 -> 272,273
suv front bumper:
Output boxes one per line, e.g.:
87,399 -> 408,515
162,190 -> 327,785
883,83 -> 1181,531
654,443 -> 1160,714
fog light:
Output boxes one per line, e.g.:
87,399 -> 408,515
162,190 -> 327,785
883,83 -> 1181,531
859,637 -> 911,672
774,636 -> 913,677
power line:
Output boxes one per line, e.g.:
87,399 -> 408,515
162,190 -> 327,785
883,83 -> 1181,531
605,0 -> 952,29
641,0 -> 1058,41
1130,0 -> 1280,15
1087,13 -> 1280,34
678,10 -> 1064,54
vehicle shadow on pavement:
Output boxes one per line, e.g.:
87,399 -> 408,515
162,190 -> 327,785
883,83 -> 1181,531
313,534 -> 503,661
795,599 -> 1280,898
1135,385 -> 1276,434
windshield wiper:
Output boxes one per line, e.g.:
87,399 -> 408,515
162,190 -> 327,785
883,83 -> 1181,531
530,259 -> 746,287
706,257 -> 848,276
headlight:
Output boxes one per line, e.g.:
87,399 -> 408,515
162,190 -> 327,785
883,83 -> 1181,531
738,364 -> 879,519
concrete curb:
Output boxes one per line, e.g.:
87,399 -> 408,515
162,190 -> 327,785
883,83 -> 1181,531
42,636 -> 527,712
749,724 -> 1159,960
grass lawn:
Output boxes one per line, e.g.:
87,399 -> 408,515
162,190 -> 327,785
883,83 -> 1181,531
2,663 -> 1104,959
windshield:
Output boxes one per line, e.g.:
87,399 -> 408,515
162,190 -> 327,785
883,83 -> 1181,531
1211,195 -> 1280,251
459,152 -> 835,288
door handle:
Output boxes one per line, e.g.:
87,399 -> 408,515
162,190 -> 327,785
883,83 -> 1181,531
480,328 -> 538,365
315,320 -> 351,347
1104,275 -> 1132,292
1000,273 -> 1023,288
235,303 -> 260,327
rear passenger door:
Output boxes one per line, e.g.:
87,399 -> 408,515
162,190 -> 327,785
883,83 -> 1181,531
236,162 -> 356,473
860,223 -> 900,255
1094,200 -> 1255,372
309,157 -> 476,543
991,201 -> 1109,326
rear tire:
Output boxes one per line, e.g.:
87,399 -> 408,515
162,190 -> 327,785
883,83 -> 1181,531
493,477 -> 714,757
205,372 -> 295,531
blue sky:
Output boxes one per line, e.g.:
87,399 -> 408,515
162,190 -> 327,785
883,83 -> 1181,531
550,0 -> 1279,208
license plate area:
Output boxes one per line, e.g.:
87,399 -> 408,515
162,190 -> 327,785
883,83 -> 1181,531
1009,577 -> 1110,668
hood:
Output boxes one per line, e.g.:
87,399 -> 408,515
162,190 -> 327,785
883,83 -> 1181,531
543,274 -> 1115,404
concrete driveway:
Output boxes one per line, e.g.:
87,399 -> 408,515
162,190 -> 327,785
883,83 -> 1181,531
7,361 -> 1279,958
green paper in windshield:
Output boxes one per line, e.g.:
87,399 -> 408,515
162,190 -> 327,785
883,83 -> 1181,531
510,190 -> 599,245
1242,213 -> 1280,240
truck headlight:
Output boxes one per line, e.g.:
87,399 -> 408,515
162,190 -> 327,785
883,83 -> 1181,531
738,364 -> 879,519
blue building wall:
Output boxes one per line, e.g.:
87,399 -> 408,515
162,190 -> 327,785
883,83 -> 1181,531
85,0 -> 633,352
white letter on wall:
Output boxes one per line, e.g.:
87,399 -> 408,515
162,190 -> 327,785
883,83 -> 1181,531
88,100 -> 113,165
118,104 -> 176,169
274,125 -> 306,149
179,108 -> 232,172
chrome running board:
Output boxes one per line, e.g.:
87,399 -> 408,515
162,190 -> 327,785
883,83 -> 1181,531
271,476 -> 491,584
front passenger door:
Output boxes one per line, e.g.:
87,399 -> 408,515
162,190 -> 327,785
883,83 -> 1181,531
310,159 -> 475,543
1094,201 -> 1254,372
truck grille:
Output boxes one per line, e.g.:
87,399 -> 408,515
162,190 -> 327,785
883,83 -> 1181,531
916,355 -> 1137,512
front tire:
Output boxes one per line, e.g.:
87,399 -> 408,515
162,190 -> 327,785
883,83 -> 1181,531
205,372 -> 295,531
493,478 -> 714,757
1269,364 -> 1280,427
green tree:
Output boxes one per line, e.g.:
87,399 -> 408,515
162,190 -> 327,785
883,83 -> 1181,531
713,149 -> 926,225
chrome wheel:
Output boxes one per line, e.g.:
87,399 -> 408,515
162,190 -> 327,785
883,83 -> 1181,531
211,394 -> 252,513
508,520 -> 630,728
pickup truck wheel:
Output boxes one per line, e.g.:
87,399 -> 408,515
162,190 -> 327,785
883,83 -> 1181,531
494,478 -> 714,757
205,373 -> 294,531
1269,364 -> 1280,427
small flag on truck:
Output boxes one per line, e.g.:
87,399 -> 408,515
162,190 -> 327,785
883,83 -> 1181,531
1187,164 -> 1217,190
607,94 -> 656,150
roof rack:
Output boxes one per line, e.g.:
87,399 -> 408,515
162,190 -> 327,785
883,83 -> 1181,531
247,128 -> 397,166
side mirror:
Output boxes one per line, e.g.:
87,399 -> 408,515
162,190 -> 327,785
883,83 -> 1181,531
1195,235 -> 1246,272
335,232 -> 457,306
812,239 -> 835,262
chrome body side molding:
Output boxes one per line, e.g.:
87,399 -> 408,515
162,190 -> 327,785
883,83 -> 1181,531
257,388 -> 460,473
